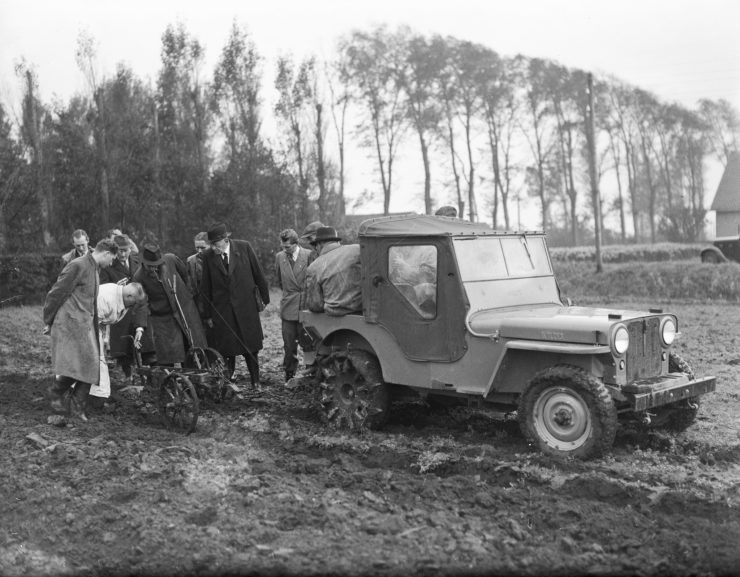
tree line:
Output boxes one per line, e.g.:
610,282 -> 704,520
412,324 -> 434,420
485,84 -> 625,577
1,23 -> 737,263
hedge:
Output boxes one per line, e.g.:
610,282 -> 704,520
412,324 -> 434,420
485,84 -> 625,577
549,242 -> 706,263
0,243 -> 732,307
1,254 -> 62,305
554,260 -> 740,302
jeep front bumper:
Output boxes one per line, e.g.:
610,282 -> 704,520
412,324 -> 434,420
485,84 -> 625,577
621,374 -> 716,411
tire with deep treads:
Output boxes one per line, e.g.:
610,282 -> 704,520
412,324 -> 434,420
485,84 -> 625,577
519,364 -> 617,459
317,349 -> 390,431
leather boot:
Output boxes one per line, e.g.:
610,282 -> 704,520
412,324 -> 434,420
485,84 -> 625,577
48,376 -> 74,414
71,382 -> 92,422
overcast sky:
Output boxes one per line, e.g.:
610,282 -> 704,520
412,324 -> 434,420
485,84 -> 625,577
1,0 -> 738,223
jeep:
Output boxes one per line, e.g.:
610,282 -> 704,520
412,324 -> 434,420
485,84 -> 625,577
299,214 -> 716,459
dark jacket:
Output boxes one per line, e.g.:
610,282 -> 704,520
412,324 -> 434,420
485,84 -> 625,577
201,239 -> 270,355
133,254 -> 207,364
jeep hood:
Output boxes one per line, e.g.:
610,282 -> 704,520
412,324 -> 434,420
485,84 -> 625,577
467,305 -> 655,345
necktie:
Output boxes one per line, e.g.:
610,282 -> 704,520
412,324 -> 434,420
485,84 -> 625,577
222,253 -> 229,271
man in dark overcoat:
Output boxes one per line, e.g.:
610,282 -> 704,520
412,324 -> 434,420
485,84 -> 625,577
133,243 -> 207,365
201,222 -> 270,388
43,239 -> 118,420
99,234 -> 151,379
274,228 -> 312,382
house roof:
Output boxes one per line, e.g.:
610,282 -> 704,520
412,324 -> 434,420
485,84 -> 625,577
711,151 -> 740,211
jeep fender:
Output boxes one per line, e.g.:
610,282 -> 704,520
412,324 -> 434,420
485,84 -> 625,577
489,341 -> 610,396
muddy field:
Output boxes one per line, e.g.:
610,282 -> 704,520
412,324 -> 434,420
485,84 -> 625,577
1,297 -> 739,576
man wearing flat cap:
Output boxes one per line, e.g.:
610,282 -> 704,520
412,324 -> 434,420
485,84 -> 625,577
300,220 -> 325,260
100,234 -> 150,380
201,222 -> 270,389
133,243 -> 207,365
304,226 -> 363,316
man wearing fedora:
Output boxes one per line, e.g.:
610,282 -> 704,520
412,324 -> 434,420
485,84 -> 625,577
99,234 -> 150,380
201,222 -> 270,389
304,226 -> 363,316
133,243 -> 207,365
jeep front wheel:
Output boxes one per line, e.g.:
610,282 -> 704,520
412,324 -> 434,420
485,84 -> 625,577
519,365 -> 617,459
317,350 -> 390,431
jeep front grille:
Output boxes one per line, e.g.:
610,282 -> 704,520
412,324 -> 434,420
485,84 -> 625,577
624,318 -> 662,381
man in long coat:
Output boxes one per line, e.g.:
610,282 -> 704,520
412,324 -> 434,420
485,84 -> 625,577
274,228 -> 312,382
201,222 -> 270,388
43,239 -> 118,420
133,243 -> 207,365
99,234 -> 151,379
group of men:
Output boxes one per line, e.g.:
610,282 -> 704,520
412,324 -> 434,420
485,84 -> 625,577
44,222 -> 270,421
43,205 -> 459,420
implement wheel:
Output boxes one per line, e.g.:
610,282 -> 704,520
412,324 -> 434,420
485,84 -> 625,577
519,365 -> 617,459
318,350 -> 390,431
185,347 -> 233,402
158,373 -> 199,434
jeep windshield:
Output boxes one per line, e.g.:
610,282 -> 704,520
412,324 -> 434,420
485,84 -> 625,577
453,235 -> 562,311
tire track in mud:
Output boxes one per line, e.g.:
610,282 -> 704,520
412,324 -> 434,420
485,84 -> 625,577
3,369 -> 740,575
191,387 -> 740,575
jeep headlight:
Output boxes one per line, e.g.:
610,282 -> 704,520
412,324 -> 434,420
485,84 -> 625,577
612,325 -> 629,355
661,317 -> 677,346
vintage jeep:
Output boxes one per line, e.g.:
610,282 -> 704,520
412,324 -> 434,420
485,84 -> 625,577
700,236 -> 740,263
299,214 -> 716,459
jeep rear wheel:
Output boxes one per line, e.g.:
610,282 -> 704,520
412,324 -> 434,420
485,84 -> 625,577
519,365 -> 617,459
317,350 -> 390,431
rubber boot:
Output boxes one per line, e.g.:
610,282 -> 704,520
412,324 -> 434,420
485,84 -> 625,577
70,382 -> 92,422
245,354 -> 262,392
48,376 -> 74,414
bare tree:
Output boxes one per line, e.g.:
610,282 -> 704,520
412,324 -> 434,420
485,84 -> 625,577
698,98 -> 739,167
340,26 -> 407,215
325,59 -> 350,218
515,56 -> 555,232
397,30 -> 444,214
15,61 -> 53,248
76,31 -> 110,226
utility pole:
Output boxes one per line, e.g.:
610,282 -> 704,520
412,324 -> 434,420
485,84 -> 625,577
586,73 -> 604,273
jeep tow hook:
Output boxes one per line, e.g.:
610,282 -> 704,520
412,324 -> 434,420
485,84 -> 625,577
687,400 -> 699,410
640,412 -> 651,425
